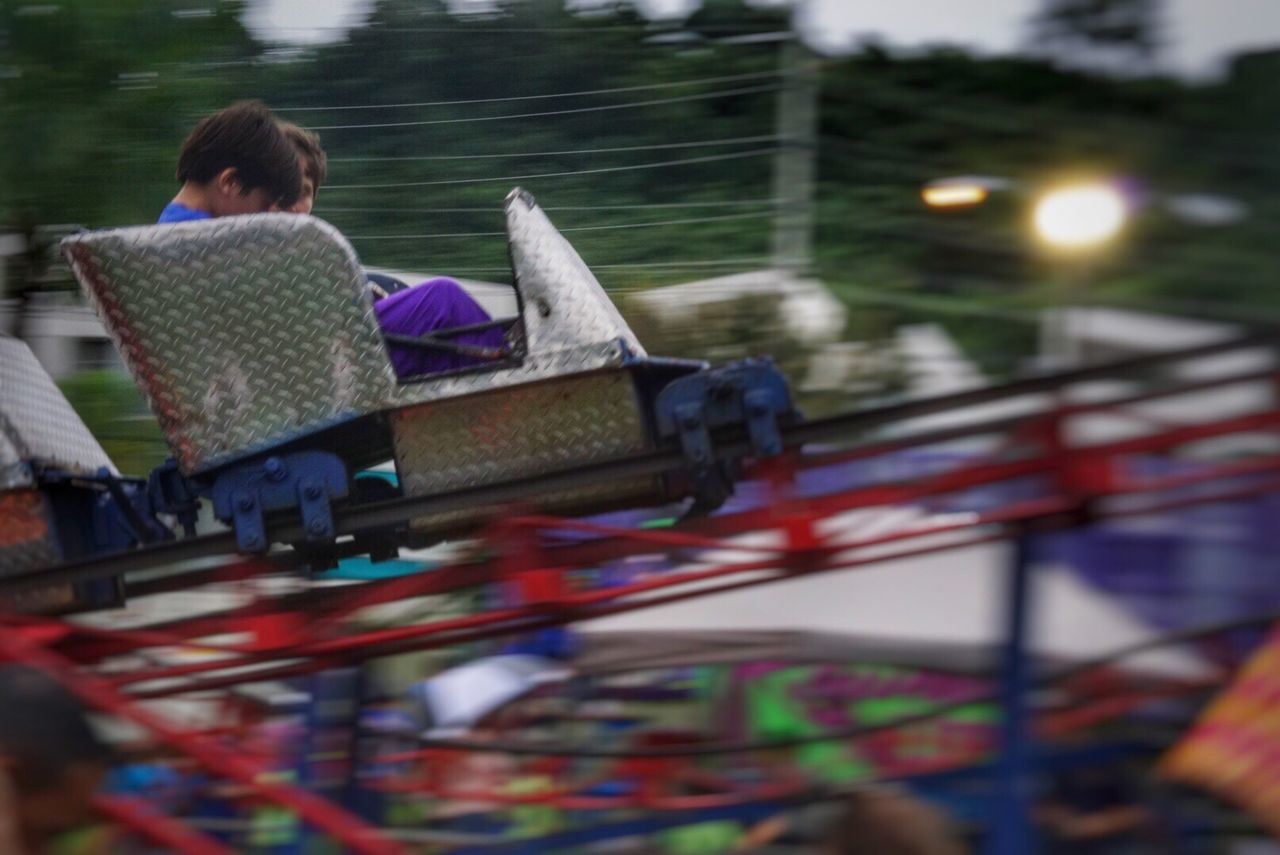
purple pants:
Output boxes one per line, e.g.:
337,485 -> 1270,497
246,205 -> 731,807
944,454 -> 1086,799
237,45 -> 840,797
374,277 -> 505,378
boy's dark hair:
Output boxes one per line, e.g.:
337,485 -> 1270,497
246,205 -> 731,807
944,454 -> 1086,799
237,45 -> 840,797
176,101 -> 302,208
279,121 -> 327,189
823,790 -> 966,855
0,666 -> 113,791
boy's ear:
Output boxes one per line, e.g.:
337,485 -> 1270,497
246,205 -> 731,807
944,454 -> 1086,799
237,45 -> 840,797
214,167 -> 244,196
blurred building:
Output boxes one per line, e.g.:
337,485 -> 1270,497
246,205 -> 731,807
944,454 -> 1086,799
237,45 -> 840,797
0,293 -> 118,379
626,268 -> 846,342
1040,306 -> 1275,452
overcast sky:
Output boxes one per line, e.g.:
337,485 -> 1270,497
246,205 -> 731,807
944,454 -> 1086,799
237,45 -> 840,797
246,0 -> 1280,79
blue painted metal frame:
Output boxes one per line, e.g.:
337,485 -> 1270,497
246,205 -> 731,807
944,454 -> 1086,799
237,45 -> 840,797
653,359 -> 794,510
988,532 -> 1037,855
147,459 -> 202,538
210,451 -> 349,553
654,358 -> 793,465
24,466 -> 171,610
445,797 -> 804,855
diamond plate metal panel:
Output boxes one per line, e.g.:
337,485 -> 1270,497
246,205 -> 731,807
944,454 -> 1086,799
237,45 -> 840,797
392,370 -> 660,529
0,338 -> 114,489
62,215 -> 398,475
507,188 -> 645,358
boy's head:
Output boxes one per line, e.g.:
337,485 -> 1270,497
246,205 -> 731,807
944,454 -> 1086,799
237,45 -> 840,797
176,101 -> 302,216
823,790 -> 966,855
278,121 -> 326,215
0,667 -> 113,849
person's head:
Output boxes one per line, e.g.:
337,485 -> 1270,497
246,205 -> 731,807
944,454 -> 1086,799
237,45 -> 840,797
278,121 -> 327,215
0,667 -> 113,850
176,101 -> 302,216
823,789 -> 967,855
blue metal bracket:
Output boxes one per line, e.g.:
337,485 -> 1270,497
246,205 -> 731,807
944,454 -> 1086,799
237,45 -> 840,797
653,359 -> 794,513
743,388 -> 784,458
20,466 -> 155,610
654,358 -> 794,467
673,402 -> 713,467
211,451 -> 349,554
147,458 -> 202,538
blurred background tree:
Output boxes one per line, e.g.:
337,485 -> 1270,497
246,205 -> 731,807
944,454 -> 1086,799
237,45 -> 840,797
1030,0 -> 1166,71
58,370 -> 167,475
0,0 -> 1275,461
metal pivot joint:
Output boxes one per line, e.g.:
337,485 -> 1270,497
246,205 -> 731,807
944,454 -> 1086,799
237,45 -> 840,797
655,359 -> 794,467
146,459 -> 201,538
211,452 -> 349,553
654,359 -> 794,513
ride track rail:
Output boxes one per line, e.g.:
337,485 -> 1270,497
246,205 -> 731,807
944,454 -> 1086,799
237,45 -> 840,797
6,329 -> 1278,599
6,332 -> 1280,853
13,331 -> 1280,680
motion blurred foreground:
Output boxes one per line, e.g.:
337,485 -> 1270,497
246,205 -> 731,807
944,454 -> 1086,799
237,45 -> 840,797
2,1 -> 1280,853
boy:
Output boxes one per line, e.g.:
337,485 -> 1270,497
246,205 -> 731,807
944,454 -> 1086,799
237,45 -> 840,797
277,120 -> 505,378
278,120 -> 325,216
0,666 -> 115,853
159,101 -> 302,223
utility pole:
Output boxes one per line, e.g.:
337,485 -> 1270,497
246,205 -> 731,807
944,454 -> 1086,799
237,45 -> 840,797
771,25 -> 820,276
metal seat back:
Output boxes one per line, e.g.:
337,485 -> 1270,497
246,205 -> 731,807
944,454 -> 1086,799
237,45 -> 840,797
0,337 -> 114,488
63,215 -> 397,476
0,338 -> 115,586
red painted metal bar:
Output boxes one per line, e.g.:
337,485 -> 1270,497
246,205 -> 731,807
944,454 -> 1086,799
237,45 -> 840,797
0,629 -> 407,855
360,676 -> 1208,812
114,494 -> 1058,691
76,464 -> 1280,701
34,385 -> 1280,701
69,391 -> 1280,666
125,466 -> 1280,706
114,445 -> 1265,676
1039,681 -> 1217,736
94,796 -> 237,855
112,445 -> 1280,693
118,471 -> 1275,699
802,366 -> 1280,470
372,772 -> 812,812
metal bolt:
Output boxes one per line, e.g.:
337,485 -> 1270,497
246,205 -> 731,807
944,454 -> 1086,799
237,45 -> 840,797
237,495 -> 255,512
304,484 -> 323,501
308,519 -> 328,537
263,457 -> 287,481
242,535 -> 261,550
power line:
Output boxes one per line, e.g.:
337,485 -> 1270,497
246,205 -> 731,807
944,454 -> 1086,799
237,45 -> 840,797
318,199 -> 782,214
418,258 -> 772,275
322,148 -> 778,190
279,71 -> 783,113
308,83 -> 780,131
344,210 -> 773,240
327,135 -> 780,163
547,199 -> 781,211
264,24 -> 784,34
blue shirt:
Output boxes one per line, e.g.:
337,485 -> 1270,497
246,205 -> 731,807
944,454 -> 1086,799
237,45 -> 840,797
157,202 -> 212,224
